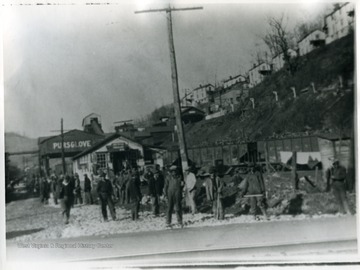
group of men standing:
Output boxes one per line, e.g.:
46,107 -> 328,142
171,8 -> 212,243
92,163 -> 228,228
38,157 -> 352,226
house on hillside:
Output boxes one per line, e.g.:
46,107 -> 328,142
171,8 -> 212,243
271,49 -> 297,72
298,29 -> 326,56
180,88 -> 194,107
248,62 -> 272,87
210,88 -> 249,112
222,74 -> 247,89
191,84 -> 215,105
323,2 -> 355,45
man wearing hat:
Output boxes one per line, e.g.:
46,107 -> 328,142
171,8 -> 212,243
326,158 -> 351,214
164,165 -> 184,227
184,166 -> 197,215
240,163 -> 269,220
148,165 -> 164,216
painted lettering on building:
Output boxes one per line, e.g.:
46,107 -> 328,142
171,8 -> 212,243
53,140 -> 91,150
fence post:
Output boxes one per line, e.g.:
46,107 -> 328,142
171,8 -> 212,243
310,82 -> 316,93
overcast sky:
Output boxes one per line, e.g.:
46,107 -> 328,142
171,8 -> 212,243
3,0 -> 332,138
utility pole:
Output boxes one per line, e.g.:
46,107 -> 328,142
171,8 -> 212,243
60,118 -> 66,174
135,5 -> 203,173
51,118 -> 70,176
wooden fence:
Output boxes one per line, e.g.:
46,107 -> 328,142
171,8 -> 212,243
165,135 -> 320,167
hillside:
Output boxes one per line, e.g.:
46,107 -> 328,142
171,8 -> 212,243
5,132 -> 38,153
182,34 -> 354,148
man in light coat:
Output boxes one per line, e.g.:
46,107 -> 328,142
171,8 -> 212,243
185,166 -> 197,215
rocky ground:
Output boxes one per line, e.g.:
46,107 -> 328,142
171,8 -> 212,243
6,191 -> 356,243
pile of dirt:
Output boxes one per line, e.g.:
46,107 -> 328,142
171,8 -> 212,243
211,171 -> 356,217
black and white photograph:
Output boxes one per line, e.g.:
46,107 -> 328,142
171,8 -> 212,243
2,0 -> 359,268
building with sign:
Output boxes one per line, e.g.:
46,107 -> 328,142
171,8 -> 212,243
38,130 -> 105,176
72,133 -> 164,180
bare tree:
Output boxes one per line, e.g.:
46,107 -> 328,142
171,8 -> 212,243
263,14 -> 298,75
294,17 -> 324,42
250,42 -> 272,66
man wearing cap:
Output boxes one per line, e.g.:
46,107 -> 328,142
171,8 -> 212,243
240,163 -> 269,220
185,166 -> 197,215
96,172 -> 116,222
326,159 -> 351,214
164,165 -> 184,227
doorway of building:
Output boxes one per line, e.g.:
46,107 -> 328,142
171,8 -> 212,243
111,150 -> 139,174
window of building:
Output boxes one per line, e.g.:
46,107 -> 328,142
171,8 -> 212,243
96,153 -> 107,169
79,155 -> 88,165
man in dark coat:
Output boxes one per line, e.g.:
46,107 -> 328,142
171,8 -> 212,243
84,174 -> 93,205
39,177 -> 44,203
74,173 -> 83,205
125,169 -> 132,204
59,175 -> 74,224
147,165 -> 164,216
97,173 -> 116,221
240,163 -> 269,220
164,165 -> 184,228
42,177 -> 50,204
326,159 -> 351,214
128,168 -> 142,220
50,175 -> 59,205
118,170 -> 127,205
